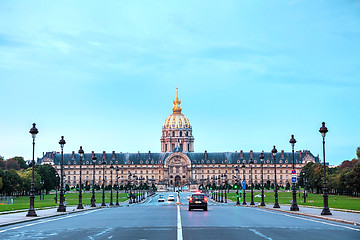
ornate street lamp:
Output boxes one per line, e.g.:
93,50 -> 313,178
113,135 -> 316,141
116,166 -> 120,206
77,146 -> 84,209
55,172 -> 59,204
57,136 -> 66,212
303,171 -> 307,203
272,145 -> 280,208
101,159 -> 106,206
319,122 -> 332,215
128,171 -> 133,204
260,152 -> 266,206
249,158 -> 255,205
235,166 -> 240,205
224,174 -> 227,203
109,164 -> 114,206
27,123 -> 39,217
242,163 -> 247,205
220,174 -> 224,203
289,135 -> 299,211
91,155 -> 97,207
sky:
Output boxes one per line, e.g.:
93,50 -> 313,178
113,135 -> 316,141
0,0 -> 359,165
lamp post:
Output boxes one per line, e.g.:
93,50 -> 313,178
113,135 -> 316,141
57,136 -> 66,212
128,171 -> 132,204
235,166 -> 240,205
272,145 -> 280,208
320,122 -> 332,215
27,123 -> 39,217
220,174 -> 224,203
101,159 -> 106,206
116,166 -> 120,206
289,135 -> 299,211
249,158 -> 255,205
77,146 -> 84,209
55,173 -> 59,204
260,152 -> 266,206
91,156 -> 97,207
242,163 -> 247,205
303,171 -> 307,203
109,164 -> 114,206
224,174 -> 227,203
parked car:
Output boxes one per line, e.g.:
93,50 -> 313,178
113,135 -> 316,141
168,195 -> 175,201
158,195 -> 165,202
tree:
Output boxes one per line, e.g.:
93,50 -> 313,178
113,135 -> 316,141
1,170 -> 21,195
0,177 -> 3,190
357,147 -> 360,159
6,159 -> 20,170
8,157 -> 28,169
0,157 -> 5,169
35,164 -> 57,194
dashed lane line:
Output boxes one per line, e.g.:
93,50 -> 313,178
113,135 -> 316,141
177,205 -> 183,240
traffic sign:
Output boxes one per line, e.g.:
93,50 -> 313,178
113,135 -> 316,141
291,176 -> 297,183
291,169 -> 296,174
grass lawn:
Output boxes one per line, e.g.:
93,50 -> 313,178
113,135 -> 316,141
226,191 -> 360,211
0,191 -> 129,212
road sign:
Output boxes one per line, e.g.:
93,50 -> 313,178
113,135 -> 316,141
291,169 -> 296,174
291,176 -> 297,183
242,181 -> 246,189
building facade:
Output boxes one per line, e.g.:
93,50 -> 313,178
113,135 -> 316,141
39,89 -> 319,189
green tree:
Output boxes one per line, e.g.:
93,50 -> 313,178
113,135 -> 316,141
0,157 -> 5,169
8,156 -> 28,169
6,159 -> 20,170
35,164 -> 57,194
0,177 -> 3,190
357,147 -> 360,159
1,170 -> 21,195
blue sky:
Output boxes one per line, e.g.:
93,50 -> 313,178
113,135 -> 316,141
0,1 -> 359,165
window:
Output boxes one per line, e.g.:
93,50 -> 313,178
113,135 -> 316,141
86,171 -> 89,174
180,131 -> 182,137
74,171 -> 76,174
255,170 -> 257,174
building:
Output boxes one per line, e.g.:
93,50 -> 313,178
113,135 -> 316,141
38,89 -> 320,190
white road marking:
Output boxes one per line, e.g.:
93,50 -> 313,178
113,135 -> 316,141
0,209 -> 103,233
249,229 -> 272,240
255,208 -> 360,232
177,205 -> 183,240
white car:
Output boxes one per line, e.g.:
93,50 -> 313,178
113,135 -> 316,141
167,195 -> 175,201
158,195 -> 165,202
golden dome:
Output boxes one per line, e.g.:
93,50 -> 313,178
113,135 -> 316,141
163,88 -> 191,129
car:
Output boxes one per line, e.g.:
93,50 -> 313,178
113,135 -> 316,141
167,195 -> 175,201
158,195 -> 165,202
188,193 -> 207,211
186,195 -> 191,200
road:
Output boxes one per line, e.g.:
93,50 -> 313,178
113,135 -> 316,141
0,192 -> 359,240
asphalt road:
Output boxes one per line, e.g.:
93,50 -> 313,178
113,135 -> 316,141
0,192 -> 359,240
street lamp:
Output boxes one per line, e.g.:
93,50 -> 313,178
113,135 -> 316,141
224,174 -> 227,203
242,163 -> 247,205
109,164 -> 114,206
272,145 -> 280,208
220,174 -> 224,203
319,122 -> 332,215
303,171 -> 307,203
128,171 -> 133,204
77,146 -> 84,209
55,172 -> 59,204
249,158 -> 255,205
289,135 -> 299,211
57,136 -> 66,212
101,159 -> 106,206
116,166 -> 120,206
260,152 -> 266,206
27,123 -> 39,217
235,166 -> 240,205
91,155 -> 97,207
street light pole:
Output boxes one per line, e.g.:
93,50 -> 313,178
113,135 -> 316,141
220,174 -> 224,203
116,166 -> 120,206
320,122 -> 332,215
242,163 -> 247,205
260,152 -> 266,206
290,135 -> 299,211
110,164 -> 114,206
77,146 -> 84,209
101,159 -> 106,206
27,123 -> 38,217
91,156 -> 97,207
250,158 -> 255,205
57,136 -> 66,212
235,166 -> 240,205
224,174 -> 227,203
272,145 -> 280,208
303,171 -> 307,203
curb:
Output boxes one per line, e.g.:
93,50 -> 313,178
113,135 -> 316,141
242,205 -> 359,226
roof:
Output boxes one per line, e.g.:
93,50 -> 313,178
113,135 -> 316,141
38,150 -> 319,165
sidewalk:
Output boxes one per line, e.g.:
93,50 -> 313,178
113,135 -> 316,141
0,202 -> 129,228
247,203 -> 360,226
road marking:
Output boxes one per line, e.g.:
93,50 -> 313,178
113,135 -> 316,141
177,205 -> 183,240
249,229 -> 272,240
256,208 -> 360,232
0,209 -> 103,233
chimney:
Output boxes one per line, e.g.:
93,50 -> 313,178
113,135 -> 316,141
205,150 -> 207,160
250,150 -> 253,159
43,152 -> 44,156
240,150 -> 243,158
92,151 -> 94,157
103,151 -> 106,160
281,150 -> 284,159
72,151 -> 75,159
235,151 -> 237,153
112,151 -> 115,160
299,150 -> 302,158
148,151 -> 151,159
